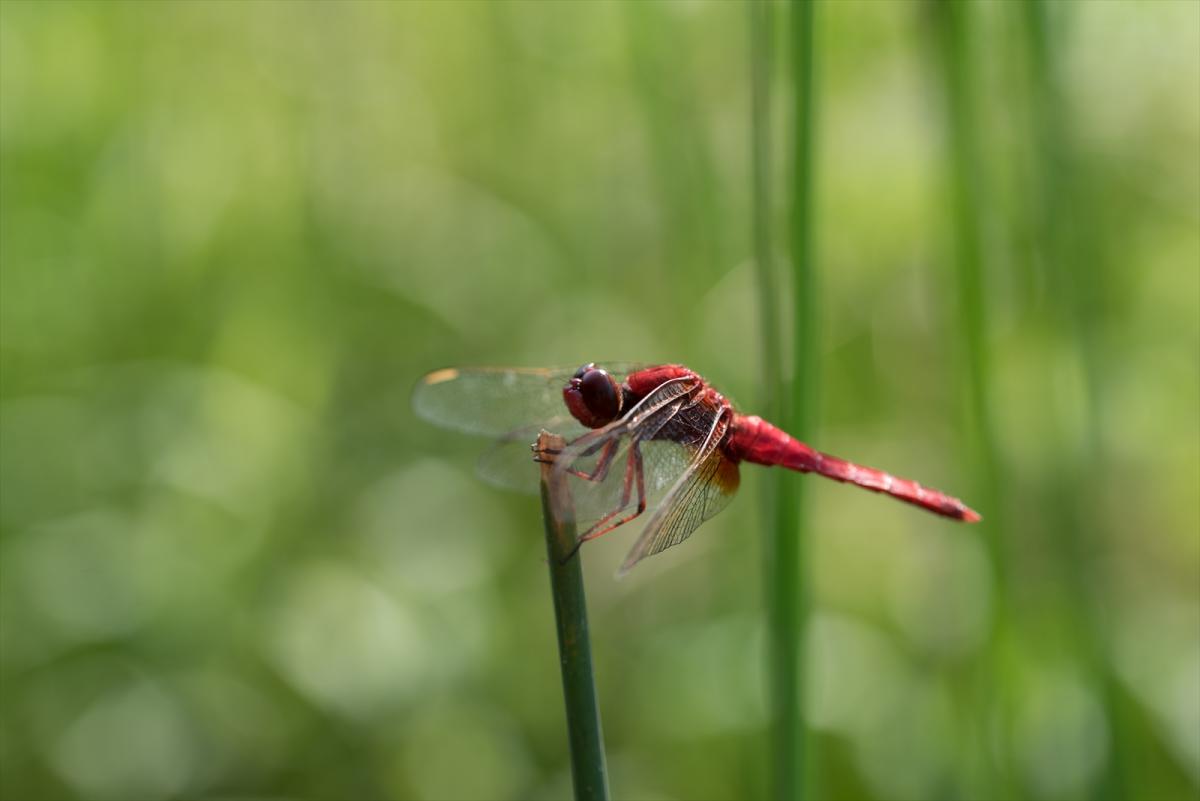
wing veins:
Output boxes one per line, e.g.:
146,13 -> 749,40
551,376 -> 699,483
618,408 -> 734,574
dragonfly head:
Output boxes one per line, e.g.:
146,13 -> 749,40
564,363 -> 623,428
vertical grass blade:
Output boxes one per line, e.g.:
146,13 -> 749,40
750,2 -> 780,402
769,1 -> 819,799
625,0 -> 728,333
1020,4 -> 1130,798
929,3 -> 1013,797
748,3 -> 798,796
538,431 -> 610,801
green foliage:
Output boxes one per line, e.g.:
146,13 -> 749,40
1,3 -> 1197,801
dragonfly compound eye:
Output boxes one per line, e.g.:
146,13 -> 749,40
563,367 -> 622,428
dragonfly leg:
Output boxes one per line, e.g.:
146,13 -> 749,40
536,436 -> 619,483
562,441 -> 647,563
567,438 -> 620,482
533,433 -> 620,483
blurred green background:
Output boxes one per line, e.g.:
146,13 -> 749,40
1,2 -> 1197,800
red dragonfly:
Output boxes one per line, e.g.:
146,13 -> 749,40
414,363 -> 979,574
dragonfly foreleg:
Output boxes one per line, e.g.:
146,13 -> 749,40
538,437 -> 620,483
562,440 -> 647,563
533,433 -> 619,483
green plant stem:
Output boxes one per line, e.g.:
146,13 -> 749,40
749,3 -> 787,710
769,2 -> 819,800
930,3 -> 1013,797
748,3 -> 798,794
1021,5 -> 1129,798
750,2 -> 781,407
625,1 -> 727,333
538,431 -> 609,801
748,14 -> 787,781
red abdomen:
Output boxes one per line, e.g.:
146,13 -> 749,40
726,415 -> 980,523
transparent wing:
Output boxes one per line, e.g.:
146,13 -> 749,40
412,363 -> 648,437
413,366 -> 579,437
557,433 -> 697,540
617,413 -> 740,575
551,376 -> 710,547
475,420 -> 585,494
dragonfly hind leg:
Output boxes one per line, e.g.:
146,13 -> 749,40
562,441 -> 647,564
